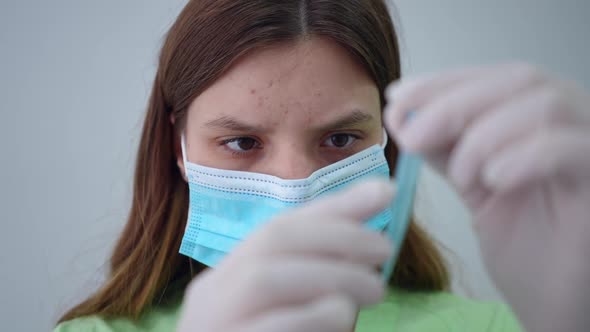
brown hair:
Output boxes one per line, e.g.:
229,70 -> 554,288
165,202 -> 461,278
59,0 -> 448,323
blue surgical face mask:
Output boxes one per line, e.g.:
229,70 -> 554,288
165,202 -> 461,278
179,131 -> 392,267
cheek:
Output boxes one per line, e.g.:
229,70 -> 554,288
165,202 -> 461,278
184,137 -> 222,167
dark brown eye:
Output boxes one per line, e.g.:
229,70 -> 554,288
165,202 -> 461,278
224,137 -> 260,151
330,134 -> 352,147
236,137 -> 257,150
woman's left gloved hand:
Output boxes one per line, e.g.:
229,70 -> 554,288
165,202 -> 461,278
383,63 -> 590,332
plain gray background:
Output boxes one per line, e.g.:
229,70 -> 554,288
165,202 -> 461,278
1,1 -> 589,331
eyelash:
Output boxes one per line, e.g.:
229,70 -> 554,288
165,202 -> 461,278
322,133 -> 361,149
220,136 -> 262,157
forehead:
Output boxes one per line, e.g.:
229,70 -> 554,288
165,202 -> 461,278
188,36 -> 380,128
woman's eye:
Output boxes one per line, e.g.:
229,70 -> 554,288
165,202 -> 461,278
323,133 -> 359,148
222,137 -> 261,152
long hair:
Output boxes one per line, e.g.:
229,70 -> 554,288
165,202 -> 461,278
59,0 -> 449,323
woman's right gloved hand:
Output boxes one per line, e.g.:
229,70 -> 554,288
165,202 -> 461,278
176,179 -> 395,332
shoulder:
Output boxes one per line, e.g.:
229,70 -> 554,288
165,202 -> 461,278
53,316 -> 117,332
356,288 -> 524,332
53,302 -> 181,332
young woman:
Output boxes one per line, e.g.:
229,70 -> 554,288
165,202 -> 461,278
55,1 -> 590,331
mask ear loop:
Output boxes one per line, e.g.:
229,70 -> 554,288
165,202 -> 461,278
180,132 -> 193,233
180,132 -> 189,168
381,128 -> 389,148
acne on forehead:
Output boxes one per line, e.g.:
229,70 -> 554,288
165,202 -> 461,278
189,36 -> 380,129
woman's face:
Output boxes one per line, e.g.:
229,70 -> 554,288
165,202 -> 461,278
178,36 -> 382,179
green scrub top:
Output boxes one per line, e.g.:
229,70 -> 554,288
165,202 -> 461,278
54,288 -> 523,331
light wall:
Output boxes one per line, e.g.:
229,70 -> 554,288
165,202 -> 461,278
1,1 -> 588,331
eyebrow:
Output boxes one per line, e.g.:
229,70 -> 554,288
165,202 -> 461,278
204,109 -> 374,133
204,116 -> 266,132
317,109 -> 374,131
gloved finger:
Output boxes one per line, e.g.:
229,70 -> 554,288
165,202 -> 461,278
385,65 -> 490,131
291,178 -> 395,222
247,221 -> 392,265
388,63 -> 545,154
227,259 -> 384,319
482,128 -> 590,193
447,83 -> 566,191
234,294 -> 357,332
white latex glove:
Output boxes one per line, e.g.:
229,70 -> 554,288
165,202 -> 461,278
384,63 -> 590,332
176,179 -> 394,332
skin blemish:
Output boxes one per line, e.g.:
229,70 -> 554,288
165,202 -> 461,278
250,88 -> 257,95
279,102 -> 289,115
267,80 -> 274,88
